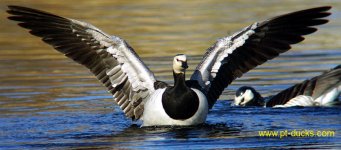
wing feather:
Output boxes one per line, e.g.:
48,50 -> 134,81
267,65 -> 341,107
7,5 -> 157,120
191,6 -> 331,108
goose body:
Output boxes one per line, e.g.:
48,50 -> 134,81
143,88 -> 208,126
7,5 -> 331,126
234,65 -> 341,107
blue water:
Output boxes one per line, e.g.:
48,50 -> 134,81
0,101 -> 340,149
0,50 -> 340,149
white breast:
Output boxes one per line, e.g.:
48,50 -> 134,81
141,88 -> 208,127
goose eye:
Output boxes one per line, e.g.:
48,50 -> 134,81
176,58 -> 180,62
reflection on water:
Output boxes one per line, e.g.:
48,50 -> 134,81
1,0 -> 341,149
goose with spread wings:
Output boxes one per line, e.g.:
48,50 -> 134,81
7,5 -> 331,126
234,65 -> 341,107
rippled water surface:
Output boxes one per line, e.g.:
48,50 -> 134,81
1,0 -> 341,149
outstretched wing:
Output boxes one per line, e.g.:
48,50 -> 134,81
190,6 -> 331,108
7,6 -> 157,120
266,65 -> 341,107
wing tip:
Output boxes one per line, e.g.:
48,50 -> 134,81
319,6 -> 332,11
7,5 -> 34,13
7,5 -> 20,10
306,6 -> 332,13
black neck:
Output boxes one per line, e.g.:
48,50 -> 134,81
172,71 -> 186,91
254,90 -> 264,106
249,91 -> 264,106
161,71 -> 199,120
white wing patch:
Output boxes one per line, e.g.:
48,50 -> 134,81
273,85 -> 341,108
106,42 -> 155,93
211,23 -> 258,75
314,85 -> 341,106
193,22 -> 258,89
273,95 -> 315,107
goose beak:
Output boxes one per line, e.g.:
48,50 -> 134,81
239,98 -> 245,106
182,62 -> 188,69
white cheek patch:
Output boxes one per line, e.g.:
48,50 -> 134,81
173,55 -> 187,73
241,89 -> 254,105
173,61 -> 183,73
234,95 -> 243,106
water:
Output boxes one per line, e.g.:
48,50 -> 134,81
1,0 -> 341,149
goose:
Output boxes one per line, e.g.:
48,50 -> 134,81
234,65 -> 341,107
7,5 -> 331,126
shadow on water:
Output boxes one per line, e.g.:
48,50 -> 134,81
22,122 -> 242,149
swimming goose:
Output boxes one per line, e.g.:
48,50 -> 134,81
7,6 -> 331,126
234,65 -> 341,107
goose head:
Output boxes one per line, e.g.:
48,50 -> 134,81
234,86 -> 264,106
173,54 -> 188,74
